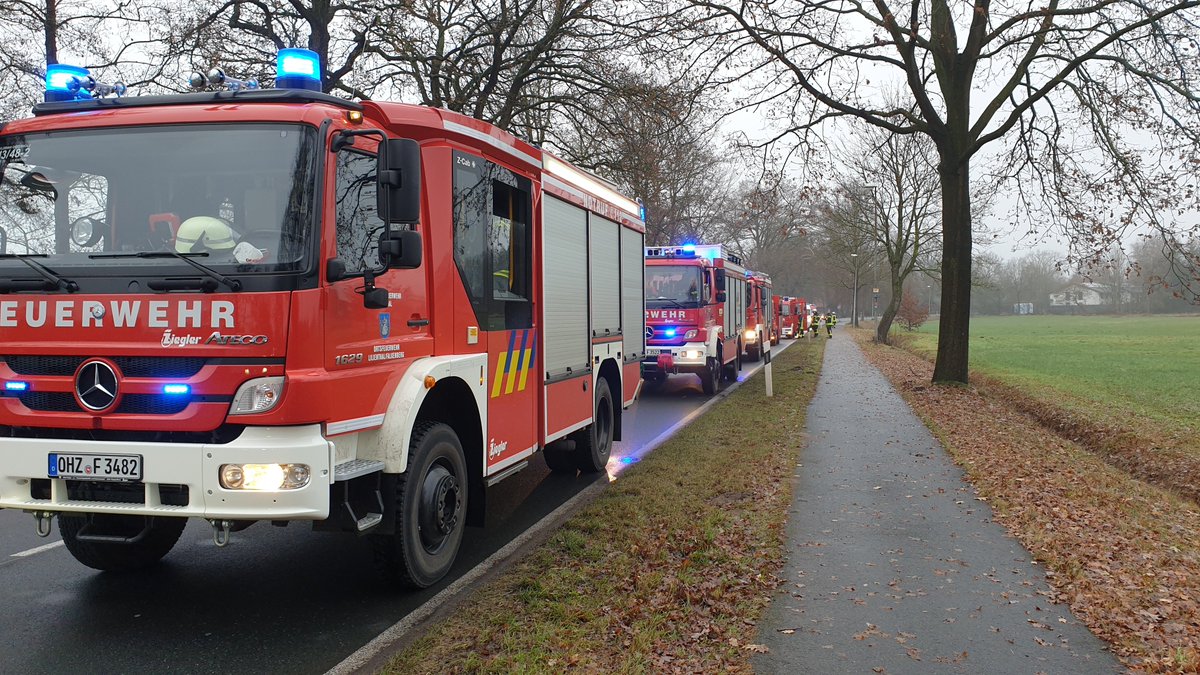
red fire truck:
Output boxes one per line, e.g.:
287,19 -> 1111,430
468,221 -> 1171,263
642,244 -> 746,395
0,51 -> 645,587
777,296 -> 804,339
743,271 -> 774,360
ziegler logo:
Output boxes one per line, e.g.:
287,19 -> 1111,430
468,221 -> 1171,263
488,438 -> 509,459
161,330 -> 201,348
205,332 -> 268,346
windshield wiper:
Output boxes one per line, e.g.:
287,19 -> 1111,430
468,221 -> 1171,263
650,296 -> 687,309
89,251 -> 242,292
0,253 -> 79,292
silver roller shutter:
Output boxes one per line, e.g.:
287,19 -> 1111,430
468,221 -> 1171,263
620,225 -> 644,362
589,215 -> 621,337
542,195 -> 590,377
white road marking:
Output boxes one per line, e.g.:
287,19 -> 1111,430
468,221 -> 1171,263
10,540 -> 64,558
326,341 -> 794,674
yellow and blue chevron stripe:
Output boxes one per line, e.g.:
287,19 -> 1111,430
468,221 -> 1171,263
491,329 -> 537,398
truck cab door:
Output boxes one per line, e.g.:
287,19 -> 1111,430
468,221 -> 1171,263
323,136 -> 431,427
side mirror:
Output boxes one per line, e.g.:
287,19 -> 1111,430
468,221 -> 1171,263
0,227 -> 6,254
377,138 -> 421,224
378,229 -> 422,269
716,291 -> 727,303
715,268 -> 726,291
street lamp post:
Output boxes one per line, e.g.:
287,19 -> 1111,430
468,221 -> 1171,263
851,252 -> 860,327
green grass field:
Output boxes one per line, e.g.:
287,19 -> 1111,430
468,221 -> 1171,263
903,315 -> 1200,434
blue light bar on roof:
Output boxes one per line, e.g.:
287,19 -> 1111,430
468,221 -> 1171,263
682,244 -> 696,253
276,49 -> 321,92
45,64 -> 90,102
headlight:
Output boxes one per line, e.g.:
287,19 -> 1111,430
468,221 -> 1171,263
684,329 -> 698,340
230,376 -> 285,415
745,329 -> 757,340
220,463 -> 311,490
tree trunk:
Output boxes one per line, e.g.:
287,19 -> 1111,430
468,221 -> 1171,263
45,0 -> 58,65
932,159 -> 972,384
875,267 -> 902,344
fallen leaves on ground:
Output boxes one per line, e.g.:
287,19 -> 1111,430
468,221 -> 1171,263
383,341 -> 824,674
854,330 -> 1200,673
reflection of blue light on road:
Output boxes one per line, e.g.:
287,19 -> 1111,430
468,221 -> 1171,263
620,456 -> 639,465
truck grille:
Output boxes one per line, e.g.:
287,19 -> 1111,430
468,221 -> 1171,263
2,356 -> 207,378
30,478 -> 190,506
17,392 -> 192,415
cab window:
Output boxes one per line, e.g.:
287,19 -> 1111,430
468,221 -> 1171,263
452,151 -> 532,330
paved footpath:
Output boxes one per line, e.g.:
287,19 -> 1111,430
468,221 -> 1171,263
755,335 -> 1121,674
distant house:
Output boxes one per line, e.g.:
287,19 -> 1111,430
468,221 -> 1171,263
1048,281 -> 1130,314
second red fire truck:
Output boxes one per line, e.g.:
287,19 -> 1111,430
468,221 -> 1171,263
642,244 -> 746,395
743,271 -> 774,360
0,50 -> 644,587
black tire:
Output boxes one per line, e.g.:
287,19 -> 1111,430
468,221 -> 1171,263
59,514 -> 186,572
543,439 -> 576,473
572,377 -> 614,473
746,342 -> 761,362
721,346 -> 740,381
701,358 -> 719,396
372,421 -> 468,588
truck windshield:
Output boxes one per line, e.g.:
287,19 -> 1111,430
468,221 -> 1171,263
646,265 -> 704,307
0,123 -> 318,276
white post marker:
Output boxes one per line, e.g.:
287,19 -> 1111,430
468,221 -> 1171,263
765,351 -> 774,397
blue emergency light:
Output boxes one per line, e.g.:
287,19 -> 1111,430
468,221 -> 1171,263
664,328 -> 677,338
276,49 -> 322,91
45,64 -> 90,102
5,381 -> 29,392
681,244 -> 696,253
162,384 -> 191,396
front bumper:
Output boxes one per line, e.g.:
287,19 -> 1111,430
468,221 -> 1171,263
0,425 -> 333,520
642,342 -> 709,374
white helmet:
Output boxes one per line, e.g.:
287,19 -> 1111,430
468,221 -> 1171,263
175,216 -> 238,253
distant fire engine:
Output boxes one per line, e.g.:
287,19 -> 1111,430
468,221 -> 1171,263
0,50 -> 644,587
777,296 -> 806,338
642,244 -> 746,395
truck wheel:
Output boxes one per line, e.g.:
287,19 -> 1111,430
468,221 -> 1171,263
59,514 -> 186,572
722,347 -> 741,381
372,421 -> 467,588
572,377 -> 614,473
701,358 -> 719,396
746,343 -> 761,362
542,439 -> 577,473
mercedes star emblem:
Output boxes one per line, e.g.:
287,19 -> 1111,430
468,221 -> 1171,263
76,360 -> 119,411
645,326 -> 655,339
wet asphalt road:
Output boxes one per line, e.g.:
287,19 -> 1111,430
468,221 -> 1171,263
755,335 -> 1120,674
0,345 -> 787,674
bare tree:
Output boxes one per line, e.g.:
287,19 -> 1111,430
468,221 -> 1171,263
821,126 -> 941,342
679,0 -> 1200,383
161,0 -> 378,95
0,0 -> 157,118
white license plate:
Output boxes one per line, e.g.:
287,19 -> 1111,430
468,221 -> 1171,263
48,453 -> 143,482
645,348 -> 662,356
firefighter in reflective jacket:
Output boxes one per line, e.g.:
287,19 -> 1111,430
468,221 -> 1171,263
826,311 -> 836,338
809,310 -> 819,338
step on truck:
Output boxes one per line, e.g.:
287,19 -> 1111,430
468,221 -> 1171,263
743,271 -> 775,360
642,244 -> 746,395
0,51 -> 645,587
